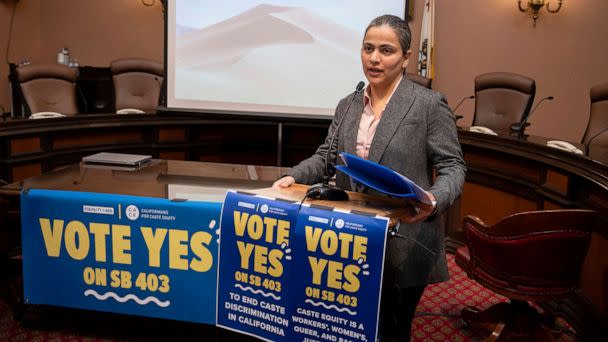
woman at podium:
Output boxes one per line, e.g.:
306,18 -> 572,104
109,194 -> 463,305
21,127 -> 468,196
273,15 -> 466,341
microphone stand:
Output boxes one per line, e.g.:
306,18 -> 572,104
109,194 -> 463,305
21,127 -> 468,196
452,95 -> 474,121
306,82 -> 365,201
510,96 -> 553,136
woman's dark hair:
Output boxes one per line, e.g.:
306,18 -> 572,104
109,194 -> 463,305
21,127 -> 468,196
364,15 -> 412,54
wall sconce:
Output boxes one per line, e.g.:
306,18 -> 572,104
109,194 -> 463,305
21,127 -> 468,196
518,0 -> 564,27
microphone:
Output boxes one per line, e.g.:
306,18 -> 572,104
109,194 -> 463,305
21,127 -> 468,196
306,81 -> 365,201
452,95 -> 474,114
510,96 -> 554,133
585,126 -> 608,156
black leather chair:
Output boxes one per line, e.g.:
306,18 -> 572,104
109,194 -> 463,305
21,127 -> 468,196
110,58 -> 164,113
472,72 -> 536,133
16,64 -> 78,116
582,82 -> 608,163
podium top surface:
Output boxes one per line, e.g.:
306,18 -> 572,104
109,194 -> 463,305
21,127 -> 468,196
253,184 -> 414,227
2,160 -> 414,226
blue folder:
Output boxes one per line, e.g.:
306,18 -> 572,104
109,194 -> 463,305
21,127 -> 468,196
336,152 -> 431,204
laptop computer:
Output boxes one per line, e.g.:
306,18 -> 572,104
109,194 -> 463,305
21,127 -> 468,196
82,152 -> 152,167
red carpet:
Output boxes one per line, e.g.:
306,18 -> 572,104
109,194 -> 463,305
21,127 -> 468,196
412,254 -> 508,341
0,254 -> 577,341
412,254 -> 576,341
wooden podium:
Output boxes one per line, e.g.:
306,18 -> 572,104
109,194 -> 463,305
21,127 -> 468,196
254,184 -> 416,228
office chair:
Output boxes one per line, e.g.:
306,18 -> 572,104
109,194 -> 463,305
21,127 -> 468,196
110,58 -> 164,113
582,82 -> 608,163
406,72 -> 432,89
455,209 -> 596,341
16,64 -> 79,117
472,72 -> 536,133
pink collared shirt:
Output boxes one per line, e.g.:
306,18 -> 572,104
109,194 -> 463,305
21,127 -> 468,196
356,76 -> 403,159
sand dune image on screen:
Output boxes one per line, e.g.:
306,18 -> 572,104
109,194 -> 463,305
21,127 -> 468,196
174,4 -> 363,115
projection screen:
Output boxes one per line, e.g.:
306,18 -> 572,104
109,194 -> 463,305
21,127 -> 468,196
166,0 -> 407,118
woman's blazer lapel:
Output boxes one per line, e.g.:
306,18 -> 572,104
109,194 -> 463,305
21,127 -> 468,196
367,79 -> 416,163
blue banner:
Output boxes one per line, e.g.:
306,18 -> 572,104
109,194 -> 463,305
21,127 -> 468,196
217,192 -> 389,342
21,189 -> 221,324
217,191 -> 300,341
287,205 -> 388,342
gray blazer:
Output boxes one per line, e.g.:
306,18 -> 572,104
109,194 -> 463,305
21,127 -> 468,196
287,77 -> 466,287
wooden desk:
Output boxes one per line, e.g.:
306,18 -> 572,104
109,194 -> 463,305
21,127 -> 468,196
0,114 -> 606,339
0,113 -> 324,182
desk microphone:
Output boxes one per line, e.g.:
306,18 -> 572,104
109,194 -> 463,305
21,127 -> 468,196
585,126 -> 608,156
510,96 -> 554,133
306,81 -> 365,201
452,95 -> 474,114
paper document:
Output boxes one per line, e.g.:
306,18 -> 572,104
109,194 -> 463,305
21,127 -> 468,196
336,152 -> 432,205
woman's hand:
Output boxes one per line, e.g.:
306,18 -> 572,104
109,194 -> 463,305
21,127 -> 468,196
402,191 -> 437,224
272,176 -> 296,190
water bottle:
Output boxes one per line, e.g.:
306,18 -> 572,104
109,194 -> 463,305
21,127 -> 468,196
57,49 -> 65,64
62,47 -> 70,65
